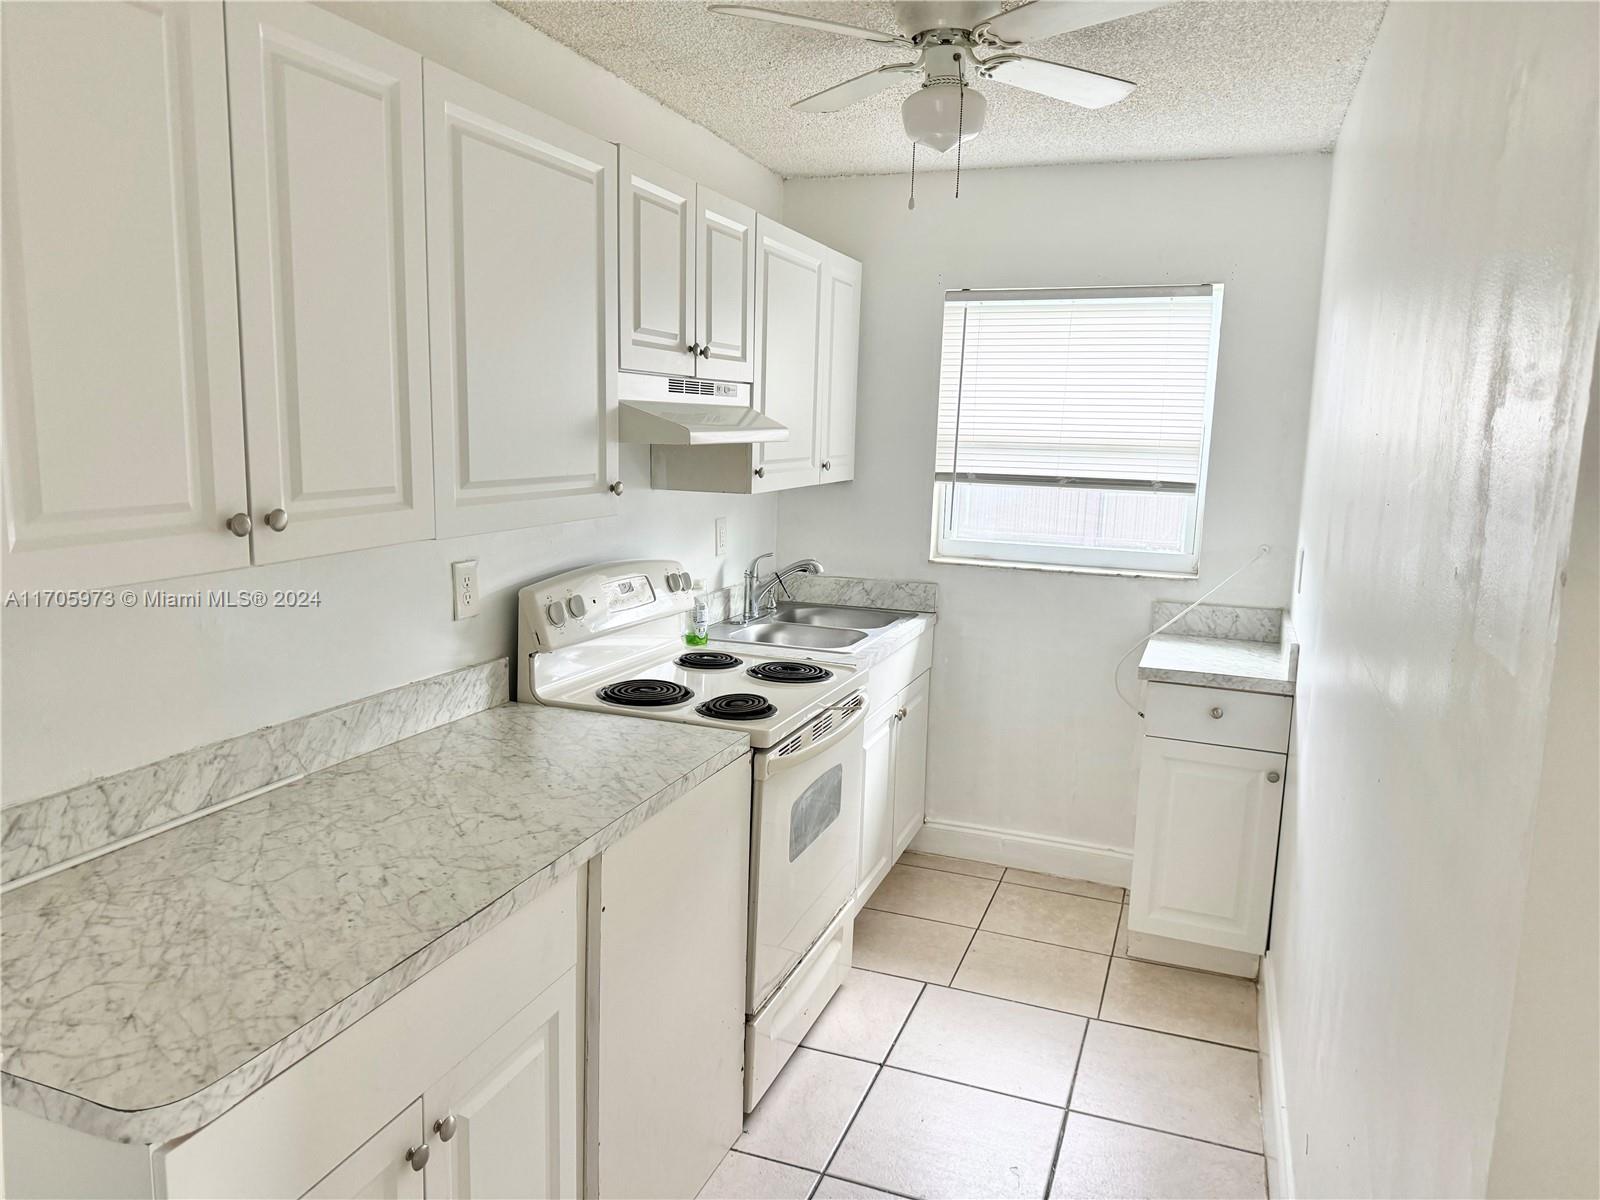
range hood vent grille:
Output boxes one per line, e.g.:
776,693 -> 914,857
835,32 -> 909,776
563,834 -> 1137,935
668,377 -> 717,397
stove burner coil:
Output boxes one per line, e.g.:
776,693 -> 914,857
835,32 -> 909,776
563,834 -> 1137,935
597,679 -> 694,707
676,651 -> 743,671
746,661 -> 834,685
696,693 -> 778,722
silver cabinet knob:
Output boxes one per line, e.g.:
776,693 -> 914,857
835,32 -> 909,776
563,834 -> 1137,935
821,460 -> 831,471
896,707 -> 907,721
226,512 -> 252,538
609,480 -> 624,496
1267,770 -> 1282,783
264,508 -> 289,532
687,342 -> 701,355
697,344 -> 710,358
753,467 -> 766,479
407,1143 -> 430,1171
1209,706 -> 1224,719
434,1114 -> 457,1142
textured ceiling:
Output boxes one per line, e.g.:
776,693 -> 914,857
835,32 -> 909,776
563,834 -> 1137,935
497,0 -> 1386,177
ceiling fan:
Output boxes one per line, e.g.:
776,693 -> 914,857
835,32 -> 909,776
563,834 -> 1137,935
708,1 -> 1171,159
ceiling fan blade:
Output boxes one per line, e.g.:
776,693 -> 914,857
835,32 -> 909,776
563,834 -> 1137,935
978,1 -> 1170,45
793,64 -> 920,112
706,5 -> 913,46
980,53 -> 1135,108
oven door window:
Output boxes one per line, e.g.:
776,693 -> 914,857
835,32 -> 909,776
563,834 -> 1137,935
790,764 -> 843,862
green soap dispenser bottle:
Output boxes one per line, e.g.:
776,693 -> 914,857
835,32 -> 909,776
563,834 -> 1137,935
684,579 -> 710,647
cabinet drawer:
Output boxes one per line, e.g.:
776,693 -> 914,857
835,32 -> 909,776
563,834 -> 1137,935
1143,683 -> 1290,753
866,628 -> 934,716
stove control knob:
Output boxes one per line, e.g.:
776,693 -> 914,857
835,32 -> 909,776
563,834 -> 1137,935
567,595 -> 587,619
545,601 -> 566,627
672,572 -> 690,592
664,573 -> 680,592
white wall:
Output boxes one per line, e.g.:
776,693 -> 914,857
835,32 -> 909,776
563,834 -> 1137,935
777,156 -> 1330,868
1266,3 -> 1598,1196
0,1 -> 784,804
1487,368 -> 1599,1199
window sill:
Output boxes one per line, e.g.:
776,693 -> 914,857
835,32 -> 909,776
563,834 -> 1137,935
928,553 -> 1201,581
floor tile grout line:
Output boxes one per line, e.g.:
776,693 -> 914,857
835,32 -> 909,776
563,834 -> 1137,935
861,904 -> 1117,957
1064,1107 -> 1267,1157
901,856 -> 1126,904
1042,1019 -> 1089,1200
946,870 -> 1006,980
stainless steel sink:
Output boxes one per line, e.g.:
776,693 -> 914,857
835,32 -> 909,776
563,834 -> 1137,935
771,603 -> 908,630
716,622 -> 868,650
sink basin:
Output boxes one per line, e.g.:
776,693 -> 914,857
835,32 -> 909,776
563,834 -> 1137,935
717,622 -> 868,650
771,603 -> 908,631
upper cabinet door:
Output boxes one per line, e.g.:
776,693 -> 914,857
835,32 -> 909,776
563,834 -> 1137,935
226,4 -> 435,565
424,64 -> 619,538
820,252 -> 863,483
695,187 -> 758,384
752,219 -> 827,493
1,2 -> 250,588
619,149 -> 695,377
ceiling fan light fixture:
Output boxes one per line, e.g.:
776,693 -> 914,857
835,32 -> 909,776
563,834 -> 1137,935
901,82 -> 986,153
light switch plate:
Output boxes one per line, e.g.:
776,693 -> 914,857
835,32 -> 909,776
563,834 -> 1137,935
714,517 -> 727,557
452,559 -> 480,620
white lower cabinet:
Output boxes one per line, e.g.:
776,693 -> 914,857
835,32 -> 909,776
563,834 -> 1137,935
855,663 -> 933,908
1129,689 -> 1290,963
304,1102 -> 426,1200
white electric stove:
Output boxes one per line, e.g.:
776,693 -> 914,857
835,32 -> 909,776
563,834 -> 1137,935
517,559 -> 863,1110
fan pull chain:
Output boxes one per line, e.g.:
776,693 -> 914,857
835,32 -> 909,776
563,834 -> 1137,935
908,141 -> 917,211
955,78 -> 965,199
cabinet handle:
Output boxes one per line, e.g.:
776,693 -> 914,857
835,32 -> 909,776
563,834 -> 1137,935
896,707 -> 907,722
407,1143 -> 430,1171
1209,706 -> 1224,719
1267,770 -> 1281,783
822,460 -> 831,471
433,1114 -> 457,1142
698,344 -> 710,358
609,480 -> 624,496
264,508 -> 289,532
687,342 -> 701,355
226,512 -> 252,538
753,467 -> 765,479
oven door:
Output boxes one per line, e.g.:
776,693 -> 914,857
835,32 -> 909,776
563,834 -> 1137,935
748,694 -> 865,1014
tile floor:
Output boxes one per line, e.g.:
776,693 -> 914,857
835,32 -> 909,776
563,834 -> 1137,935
699,854 -> 1267,1200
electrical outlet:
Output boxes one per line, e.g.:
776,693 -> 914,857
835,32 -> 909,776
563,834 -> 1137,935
452,559 -> 480,620
714,517 -> 728,557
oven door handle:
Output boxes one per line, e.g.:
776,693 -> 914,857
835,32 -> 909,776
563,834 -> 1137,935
757,692 -> 866,777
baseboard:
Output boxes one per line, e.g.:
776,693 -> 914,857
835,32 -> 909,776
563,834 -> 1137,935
911,818 -> 1132,888
1258,952 -> 1296,1199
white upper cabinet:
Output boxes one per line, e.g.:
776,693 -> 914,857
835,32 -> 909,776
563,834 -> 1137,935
695,187 -> 758,383
226,4 -> 435,565
619,150 -> 696,377
424,63 -> 620,538
821,252 -> 863,483
0,1 -> 250,587
619,151 -> 757,384
753,218 -> 828,492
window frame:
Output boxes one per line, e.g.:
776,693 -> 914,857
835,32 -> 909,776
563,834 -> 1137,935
928,283 -> 1225,577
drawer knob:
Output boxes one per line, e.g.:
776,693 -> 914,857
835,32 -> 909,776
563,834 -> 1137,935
434,1113 -> 457,1142
1267,770 -> 1281,783
1209,706 -> 1224,719
407,1143 -> 430,1172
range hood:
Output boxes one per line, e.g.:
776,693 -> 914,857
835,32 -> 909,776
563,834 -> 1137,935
618,373 -> 787,446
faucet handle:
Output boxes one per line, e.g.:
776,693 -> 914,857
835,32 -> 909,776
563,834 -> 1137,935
747,551 -> 775,579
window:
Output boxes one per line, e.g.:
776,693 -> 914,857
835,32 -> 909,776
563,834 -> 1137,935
931,284 -> 1224,575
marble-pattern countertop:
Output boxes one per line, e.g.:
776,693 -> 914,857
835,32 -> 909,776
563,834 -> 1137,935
1138,629 -> 1298,695
1,705 -> 749,1145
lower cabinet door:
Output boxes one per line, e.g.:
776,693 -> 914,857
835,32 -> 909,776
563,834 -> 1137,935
303,1100 -> 426,1200
1129,737 -> 1286,954
858,704 -> 898,904
426,970 -> 579,1200
891,672 -> 931,856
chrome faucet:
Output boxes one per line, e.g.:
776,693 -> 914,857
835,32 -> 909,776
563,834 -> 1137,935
742,553 -> 823,623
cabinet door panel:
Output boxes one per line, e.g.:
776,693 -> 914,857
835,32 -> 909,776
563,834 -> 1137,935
425,64 -> 619,537
821,253 -> 862,483
753,219 -> 826,492
891,672 -> 930,855
619,149 -> 695,377
303,1100 -> 425,1200
859,705 -> 898,904
1129,737 -> 1285,954
696,187 -> 757,383
1,1 -> 249,586
429,970 -> 578,1200
227,4 -> 434,564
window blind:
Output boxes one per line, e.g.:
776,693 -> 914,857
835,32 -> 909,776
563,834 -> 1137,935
935,286 -> 1222,492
